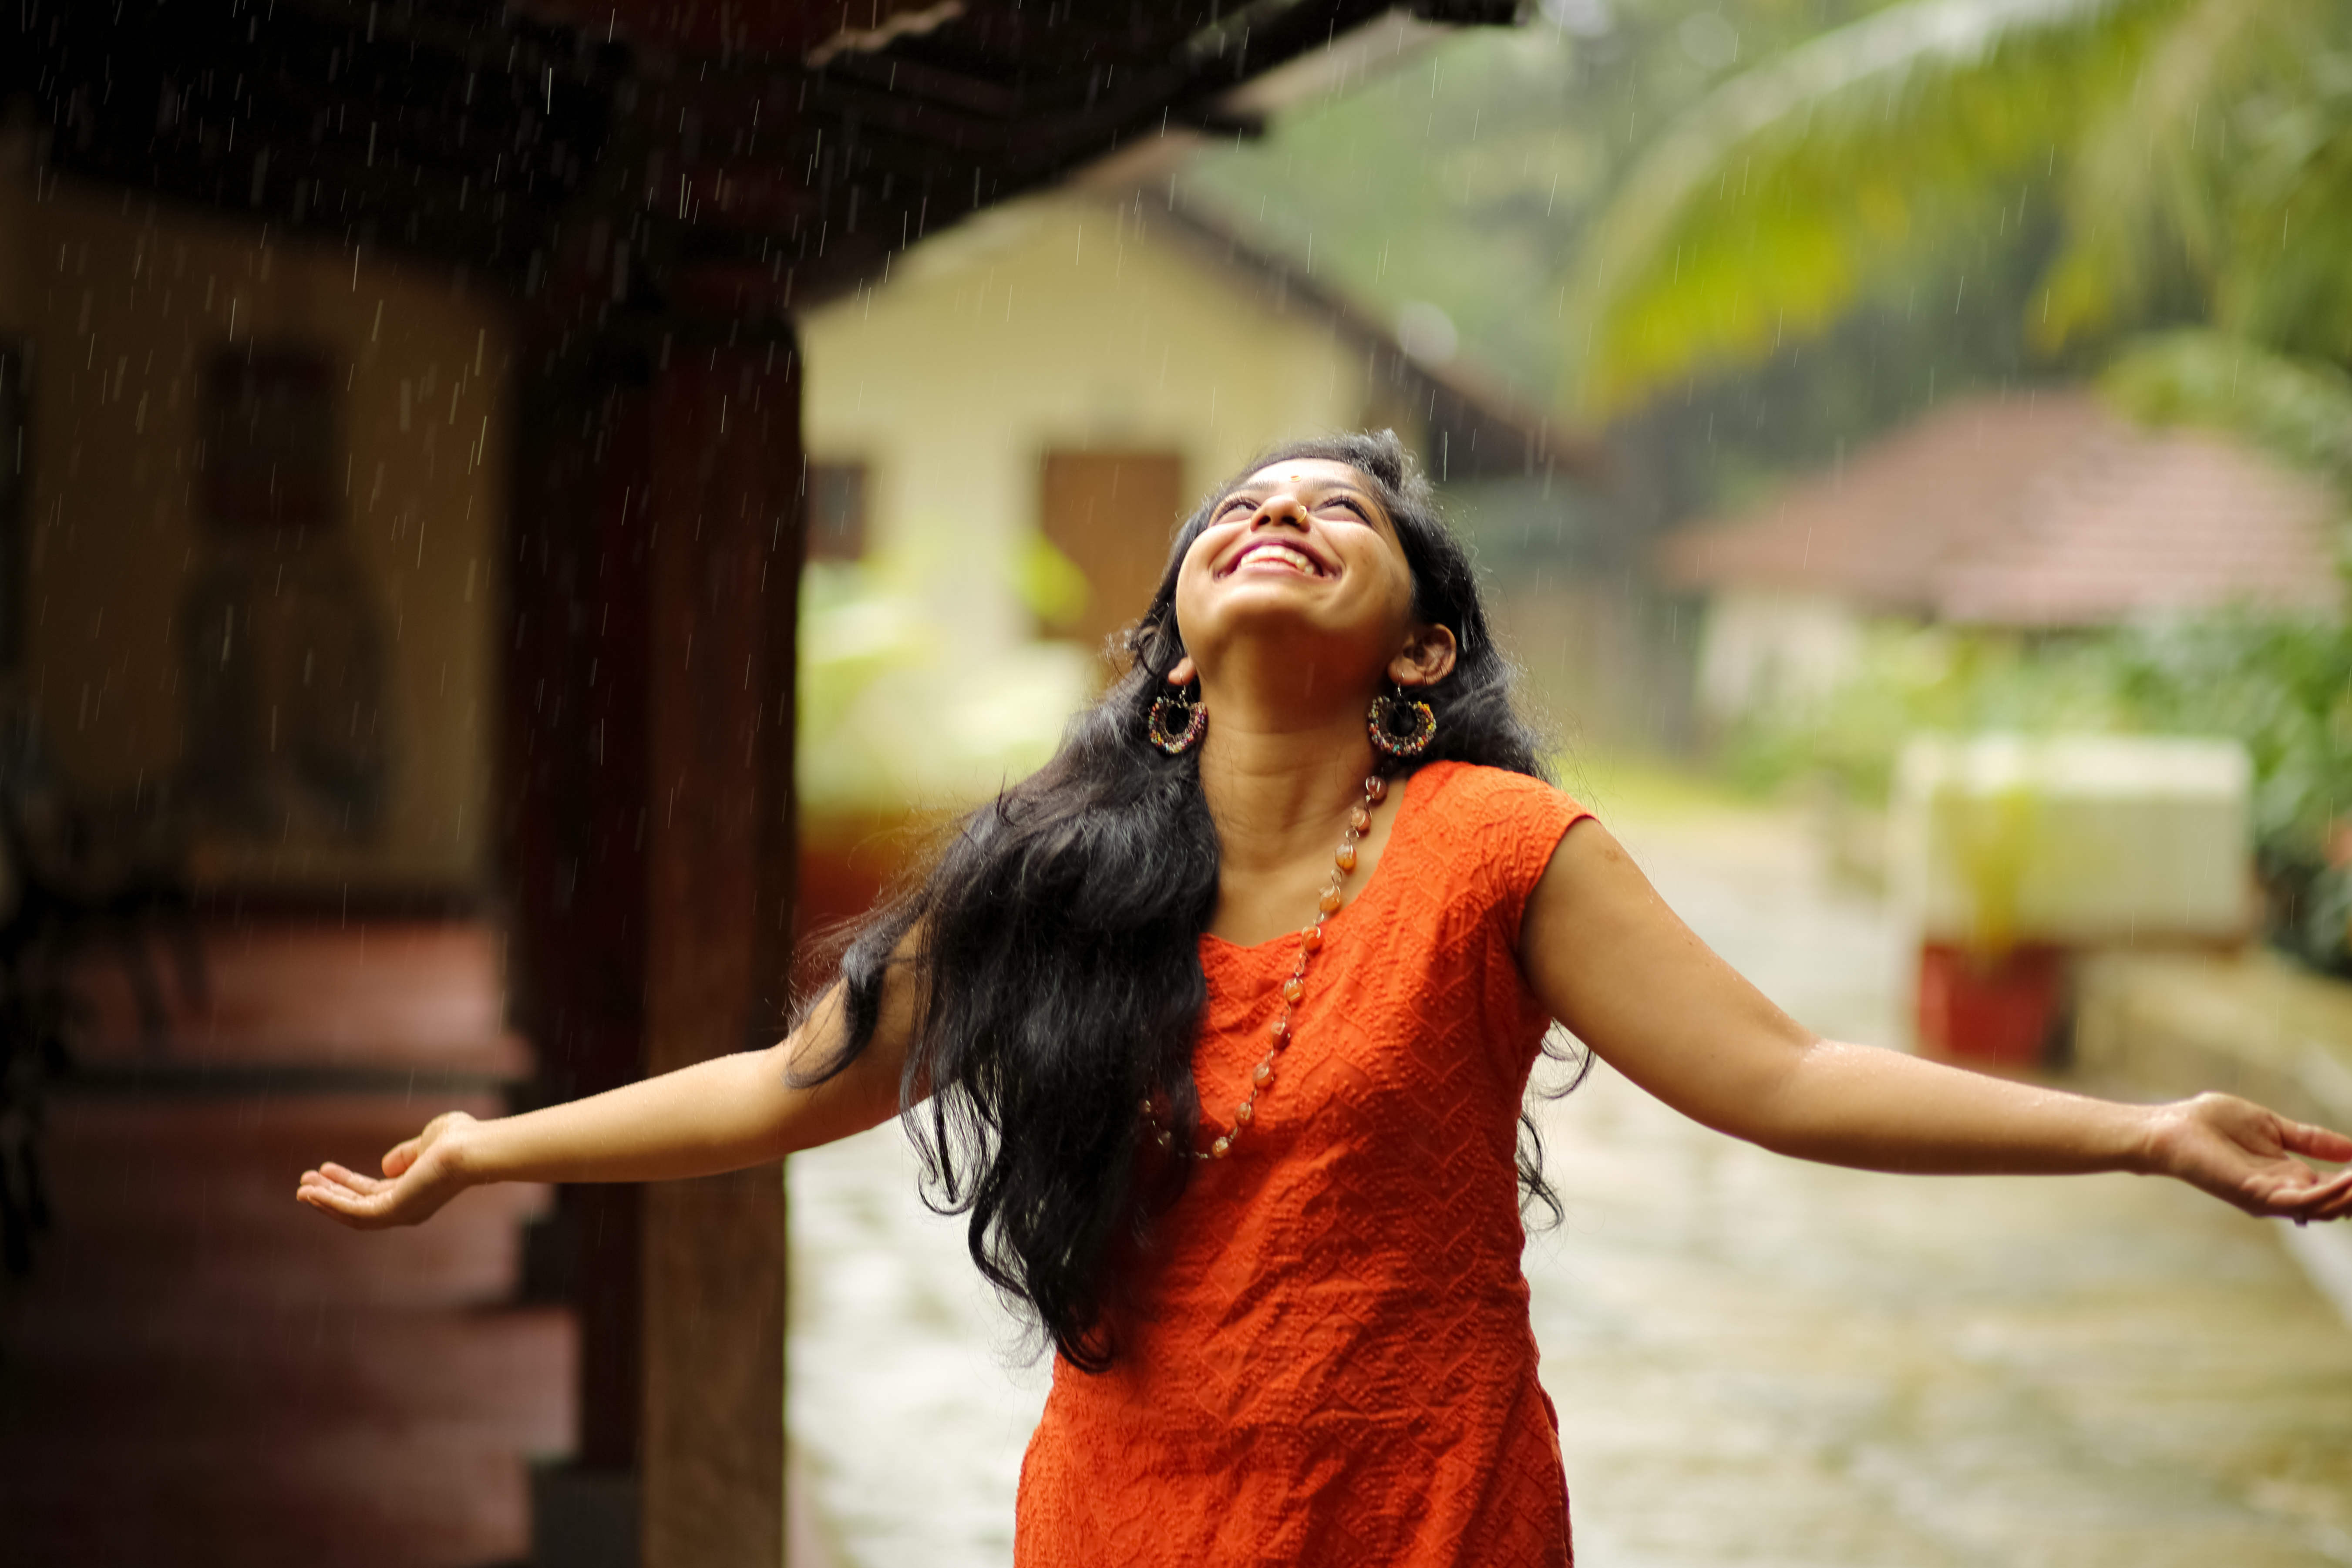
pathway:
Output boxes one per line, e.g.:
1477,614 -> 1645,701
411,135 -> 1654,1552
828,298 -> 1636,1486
787,776 -> 2352,1567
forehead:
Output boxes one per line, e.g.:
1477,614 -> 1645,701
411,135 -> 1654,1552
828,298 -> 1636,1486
1229,458 -> 1373,495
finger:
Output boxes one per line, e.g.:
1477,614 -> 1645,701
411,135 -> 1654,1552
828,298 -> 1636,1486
2281,1120 -> 2352,1165
2275,1167 -> 2352,1221
299,1170 -> 363,1203
2298,1168 -> 2352,1216
296,1182 -> 384,1230
381,1137 -> 423,1178
318,1161 -> 387,1196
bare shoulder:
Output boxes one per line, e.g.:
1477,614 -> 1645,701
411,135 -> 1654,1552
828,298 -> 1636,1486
1518,814 -> 1808,1074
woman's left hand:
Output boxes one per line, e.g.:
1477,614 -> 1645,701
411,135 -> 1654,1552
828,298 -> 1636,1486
1521,820 -> 2352,1215
2145,1093 -> 2352,1222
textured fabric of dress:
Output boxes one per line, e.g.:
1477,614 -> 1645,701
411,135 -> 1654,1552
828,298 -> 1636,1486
1015,760 -> 1592,1567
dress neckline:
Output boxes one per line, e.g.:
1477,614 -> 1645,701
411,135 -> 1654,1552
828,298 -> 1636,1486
1198,761 -> 1441,956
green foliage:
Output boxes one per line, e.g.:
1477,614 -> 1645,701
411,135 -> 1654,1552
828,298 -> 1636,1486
1183,0 -> 1891,400
1729,613 -> 2352,964
1575,0 -> 2157,411
2103,329 -> 2352,487
2103,616 -> 2352,870
1186,1 -> 2075,532
1014,534 -> 1092,630
798,551 -> 1096,814
1722,623 -> 2126,800
1568,0 -> 2352,421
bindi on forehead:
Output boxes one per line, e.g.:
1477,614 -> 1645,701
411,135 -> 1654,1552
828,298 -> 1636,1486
1235,466 -> 1369,496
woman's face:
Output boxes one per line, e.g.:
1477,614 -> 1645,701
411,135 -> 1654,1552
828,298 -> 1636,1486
1168,458 -> 1430,696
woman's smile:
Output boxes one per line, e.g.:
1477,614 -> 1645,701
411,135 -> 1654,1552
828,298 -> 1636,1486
1223,538 -> 1332,578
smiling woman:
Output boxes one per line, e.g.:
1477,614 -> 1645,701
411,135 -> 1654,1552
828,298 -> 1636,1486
299,429 -> 2352,1567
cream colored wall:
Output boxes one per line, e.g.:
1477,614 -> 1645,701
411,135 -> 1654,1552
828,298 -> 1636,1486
801,193 -> 1394,663
13,174 -> 504,890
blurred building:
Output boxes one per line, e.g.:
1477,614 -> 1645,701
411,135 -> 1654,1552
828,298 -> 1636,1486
1661,390 -> 2343,724
0,137 -> 504,893
794,189 -> 1577,824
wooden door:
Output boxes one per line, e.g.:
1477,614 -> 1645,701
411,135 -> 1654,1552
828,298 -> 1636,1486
1038,450 -> 1184,670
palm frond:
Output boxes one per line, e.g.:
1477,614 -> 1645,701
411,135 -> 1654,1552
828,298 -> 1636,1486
2216,11 -> 2352,361
1566,0 -> 2172,413
2039,0 -> 2315,349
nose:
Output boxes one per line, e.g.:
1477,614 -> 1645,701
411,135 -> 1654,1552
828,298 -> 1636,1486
1250,492 -> 1310,530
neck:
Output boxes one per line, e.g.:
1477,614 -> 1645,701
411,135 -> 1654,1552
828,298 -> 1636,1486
1193,684 -> 1380,875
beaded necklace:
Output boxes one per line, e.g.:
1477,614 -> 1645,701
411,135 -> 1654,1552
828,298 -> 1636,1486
1149,771 -> 1390,1162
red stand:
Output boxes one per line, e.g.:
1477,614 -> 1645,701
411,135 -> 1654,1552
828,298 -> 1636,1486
1915,942 -> 2066,1067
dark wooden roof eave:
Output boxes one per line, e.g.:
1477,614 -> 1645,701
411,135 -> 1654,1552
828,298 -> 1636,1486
5,0 -> 1533,318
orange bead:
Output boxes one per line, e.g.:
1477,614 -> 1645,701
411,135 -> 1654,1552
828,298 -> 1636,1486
1349,804 -> 1372,833
1300,926 -> 1323,952
1318,887 -> 1343,914
1282,977 -> 1305,1003
1253,1061 -> 1273,1085
1235,1101 -> 1254,1124
1269,1014 -> 1289,1040
1335,843 -> 1357,872
1211,1137 -> 1232,1159
1363,776 -> 1387,803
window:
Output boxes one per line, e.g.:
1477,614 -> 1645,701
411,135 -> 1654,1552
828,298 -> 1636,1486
805,460 -> 869,560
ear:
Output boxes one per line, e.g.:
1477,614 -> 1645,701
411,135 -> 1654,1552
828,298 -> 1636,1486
1167,655 -> 1198,686
1388,624 -> 1457,689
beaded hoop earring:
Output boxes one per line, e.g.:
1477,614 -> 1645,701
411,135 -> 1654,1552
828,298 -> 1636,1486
1146,688 -> 1208,755
1366,690 -> 1438,758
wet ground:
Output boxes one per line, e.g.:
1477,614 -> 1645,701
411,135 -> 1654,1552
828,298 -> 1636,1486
787,778 -> 2352,1567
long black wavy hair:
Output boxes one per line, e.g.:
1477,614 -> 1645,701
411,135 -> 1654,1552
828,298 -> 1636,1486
808,430 -> 1576,1370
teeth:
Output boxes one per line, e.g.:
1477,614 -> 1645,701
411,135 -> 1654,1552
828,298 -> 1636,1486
1241,545 -> 1318,574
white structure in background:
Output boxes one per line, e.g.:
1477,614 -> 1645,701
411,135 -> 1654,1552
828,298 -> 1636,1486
1887,734 -> 2256,1054
1890,735 -> 2254,950
794,189 -> 1566,816
1664,392 -> 2343,728
1692,592 -> 1868,721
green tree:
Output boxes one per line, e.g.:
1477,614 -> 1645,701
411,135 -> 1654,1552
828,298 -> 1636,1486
1567,0 -> 2352,467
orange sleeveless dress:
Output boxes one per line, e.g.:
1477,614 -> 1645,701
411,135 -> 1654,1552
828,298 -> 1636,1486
1015,761 -> 1591,1566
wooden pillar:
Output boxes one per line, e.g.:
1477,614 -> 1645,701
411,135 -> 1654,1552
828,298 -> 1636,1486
506,353 -> 659,1481
638,334 -> 803,1568
504,322 -> 804,1566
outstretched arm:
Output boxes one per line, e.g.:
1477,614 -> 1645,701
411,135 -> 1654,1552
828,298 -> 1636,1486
1519,819 -> 2352,1222
296,972 -> 914,1230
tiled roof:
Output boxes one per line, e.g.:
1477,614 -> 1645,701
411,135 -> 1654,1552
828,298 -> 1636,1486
1659,390 -> 2342,626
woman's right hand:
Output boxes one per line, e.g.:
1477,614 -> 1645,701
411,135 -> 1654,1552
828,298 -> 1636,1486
290,980 -> 916,1227
297,1111 -> 480,1229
